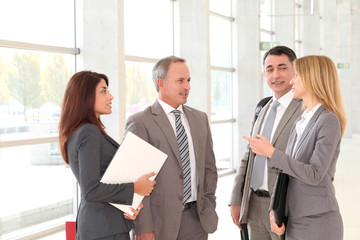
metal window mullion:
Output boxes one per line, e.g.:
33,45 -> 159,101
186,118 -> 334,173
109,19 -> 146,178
0,39 -> 80,55
124,55 -> 159,64
209,11 -> 235,22
0,136 -> 58,148
211,119 -> 236,125
260,28 -> 275,35
210,66 -> 235,72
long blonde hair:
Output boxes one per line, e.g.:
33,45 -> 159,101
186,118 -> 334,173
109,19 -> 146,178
294,55 -> 347,137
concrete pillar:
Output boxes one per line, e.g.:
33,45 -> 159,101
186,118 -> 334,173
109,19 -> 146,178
337,0 -> 352,137
75,0 -> 125,140
178,0 -> 210,114
319,0 -> 337,59
233,0 -> 260,168
351,0 -> 360,134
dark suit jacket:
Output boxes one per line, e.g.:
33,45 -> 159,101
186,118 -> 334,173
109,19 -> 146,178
124,100 -> 218,240
67,123 -> 134,239
230,98 -> 303,223
269,106 -> 341,219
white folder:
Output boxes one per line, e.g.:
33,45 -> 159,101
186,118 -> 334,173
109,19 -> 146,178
101,132 -> 167,215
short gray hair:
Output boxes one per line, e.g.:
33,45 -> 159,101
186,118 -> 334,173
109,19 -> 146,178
152,56 -> 186,92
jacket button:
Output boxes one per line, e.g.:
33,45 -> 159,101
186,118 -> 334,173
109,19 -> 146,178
178,196 -> 183,201
179,174 -> 183,179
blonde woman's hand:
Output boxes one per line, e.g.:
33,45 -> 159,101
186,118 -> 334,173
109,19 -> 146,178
269,210 -> 285,236
243,134 -> 275,158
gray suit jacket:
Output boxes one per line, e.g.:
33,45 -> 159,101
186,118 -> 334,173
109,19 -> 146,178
67,124 -> 134,240
124,100 -> 218,239
269,106 -> 341,219
230,98 -> 303,223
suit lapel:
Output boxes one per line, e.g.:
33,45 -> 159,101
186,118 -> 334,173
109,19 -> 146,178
104,134 -> 119,148
293,106 -> 325,157
183,106 -> 200,165
151,101 -> 182,165
272,98 -> 302,145
252,101 -> 271,137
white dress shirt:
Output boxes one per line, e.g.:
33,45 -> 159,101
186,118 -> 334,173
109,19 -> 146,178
293,103 -> 322,151
258,90 -> 294,191
157,99 -> 198,203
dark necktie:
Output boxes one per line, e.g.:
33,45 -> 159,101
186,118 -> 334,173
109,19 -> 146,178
251,100 -> 280,191
172,110 -> 192,204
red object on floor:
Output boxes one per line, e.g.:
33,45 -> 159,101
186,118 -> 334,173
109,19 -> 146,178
66,221 -> 76,240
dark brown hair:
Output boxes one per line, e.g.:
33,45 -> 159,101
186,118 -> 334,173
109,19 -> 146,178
59,71 -> 109,164
263,45 -> 297,66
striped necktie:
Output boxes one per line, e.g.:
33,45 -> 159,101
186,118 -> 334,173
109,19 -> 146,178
172,110 -> 192,204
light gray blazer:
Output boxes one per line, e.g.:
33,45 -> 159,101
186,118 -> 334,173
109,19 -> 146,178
230,98 -> 303,223
67,123 -> 134,240
124,100 -> 218,240
269,106 -> 341,219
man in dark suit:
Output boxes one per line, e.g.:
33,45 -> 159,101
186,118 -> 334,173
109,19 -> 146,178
229,46 -> 303,240
124,56 -> 218,240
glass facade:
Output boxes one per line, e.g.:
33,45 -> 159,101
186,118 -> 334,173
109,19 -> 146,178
1,0 -> 360,238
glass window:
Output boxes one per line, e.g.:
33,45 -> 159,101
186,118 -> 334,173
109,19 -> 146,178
296,0 -> 319,15
260,0 -> 273,31
125,61 -> 157,118
260,32 -> 272,41
210,70 -> 232,121
209,16 -> 232,68
0,48 -> 74,141
260,15 -> 273,31
260,0 -> 272,14
0,143 -> 73,238
209,1 -> 234,172
209,0 -> 232,16
0,1 -> 76,237
0,0 -> 75,47
211,123 -> 232,170
124,0 -> 173,58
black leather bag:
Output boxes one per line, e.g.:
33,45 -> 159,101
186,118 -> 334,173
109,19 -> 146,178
240,97 -> 272,240
271,172 -> 289,240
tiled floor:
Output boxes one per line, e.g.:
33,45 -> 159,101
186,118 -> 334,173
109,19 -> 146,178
39,135 -> 360,240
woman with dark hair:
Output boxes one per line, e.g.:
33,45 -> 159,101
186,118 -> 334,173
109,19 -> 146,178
59,71 -> 156,240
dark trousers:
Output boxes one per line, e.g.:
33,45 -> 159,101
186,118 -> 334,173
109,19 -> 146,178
95,232 -> 130,240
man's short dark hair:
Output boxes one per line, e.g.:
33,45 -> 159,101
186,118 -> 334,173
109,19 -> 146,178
263,46 -> 297,65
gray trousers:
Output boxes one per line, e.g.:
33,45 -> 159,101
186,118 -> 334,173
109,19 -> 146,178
247,192 -> 281,240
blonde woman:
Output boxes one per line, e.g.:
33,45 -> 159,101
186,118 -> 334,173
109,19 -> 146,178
244,55 -> 346,240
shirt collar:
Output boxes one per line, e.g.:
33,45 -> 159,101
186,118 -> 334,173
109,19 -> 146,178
273,90 -> 294,109
302,103 -> 322,121
157,98 -> 184,114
